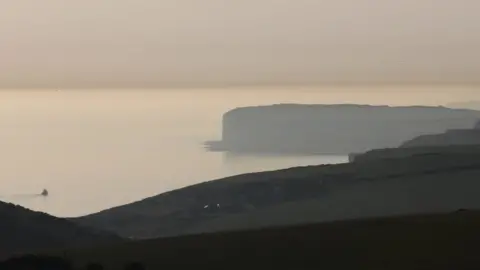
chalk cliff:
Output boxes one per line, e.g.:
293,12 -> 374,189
206,104 -> 480,155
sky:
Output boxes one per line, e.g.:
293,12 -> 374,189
2,0 -> 480,88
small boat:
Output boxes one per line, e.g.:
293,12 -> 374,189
41,189 -> 48,196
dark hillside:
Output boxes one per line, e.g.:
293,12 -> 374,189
0,201 -> 122,258
52,211 -> 480,270
74,148 -> 480,238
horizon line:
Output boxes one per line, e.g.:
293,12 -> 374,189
1,81 -> 480,90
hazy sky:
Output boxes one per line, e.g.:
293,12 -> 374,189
2,0 -> 480,88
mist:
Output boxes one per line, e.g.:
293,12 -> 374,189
2,0 -> 480,88
3,1 -> 480,268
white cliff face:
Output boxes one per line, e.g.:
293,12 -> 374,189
213,104 -> 480,155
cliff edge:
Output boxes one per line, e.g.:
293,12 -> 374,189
205,104 -> 480,155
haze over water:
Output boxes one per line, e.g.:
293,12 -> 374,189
0,86 -> 477,217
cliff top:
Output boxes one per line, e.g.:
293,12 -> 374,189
224,104 -> 480,118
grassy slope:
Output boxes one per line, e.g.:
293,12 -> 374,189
0,202 -> 122,259
74,148 -> 480,238
187,165 -> 480,234
56,211 -> 480,270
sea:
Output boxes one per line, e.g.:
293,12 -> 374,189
0,86 -> 477,217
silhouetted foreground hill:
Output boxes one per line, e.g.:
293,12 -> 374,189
73,147 -> 480,239
205,104 -> 480,154
0,255 -> 73,270
0,201 -> 122,258
46,211 -> 480,269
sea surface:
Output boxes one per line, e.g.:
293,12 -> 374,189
0,87 -> 477,217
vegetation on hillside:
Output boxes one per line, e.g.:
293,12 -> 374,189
73,148 -> 480,238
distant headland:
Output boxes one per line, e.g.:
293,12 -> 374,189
205,104 -> 480,155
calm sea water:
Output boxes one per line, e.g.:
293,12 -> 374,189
0,87 -> 476,217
